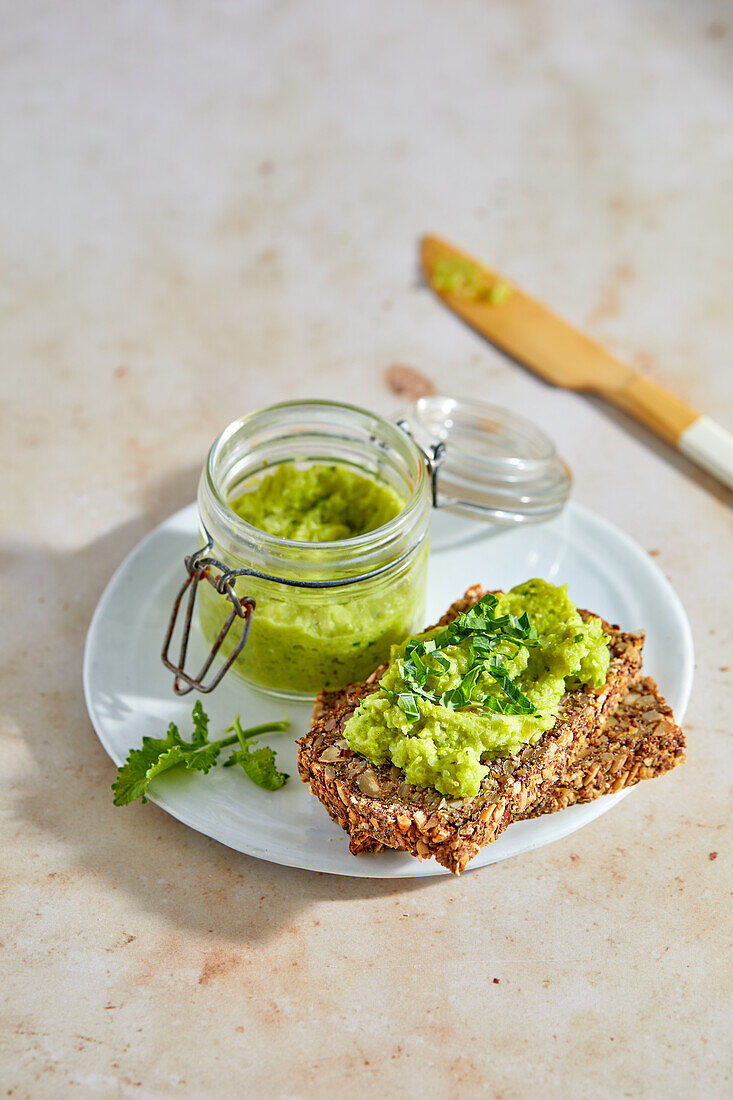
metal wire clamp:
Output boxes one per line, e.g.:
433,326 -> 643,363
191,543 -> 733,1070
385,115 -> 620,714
161,539 -> 256,696
161,435 -> 444,696
395,421 -> 446,507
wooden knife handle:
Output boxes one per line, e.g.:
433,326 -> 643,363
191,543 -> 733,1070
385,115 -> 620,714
420,235 -> 733,492
605,373 -> 733,489
603,373 -> 697,445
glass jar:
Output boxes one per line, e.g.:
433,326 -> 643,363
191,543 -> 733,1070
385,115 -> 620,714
193,400 -> 432,700
162,395 -> 572,700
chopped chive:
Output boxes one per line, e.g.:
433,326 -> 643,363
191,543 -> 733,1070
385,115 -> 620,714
380,592 -> 538,723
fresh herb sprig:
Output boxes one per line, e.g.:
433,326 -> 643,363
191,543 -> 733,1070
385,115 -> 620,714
112,701 -> 289,806
381,593 -> 539,724
222,716 -> 289,791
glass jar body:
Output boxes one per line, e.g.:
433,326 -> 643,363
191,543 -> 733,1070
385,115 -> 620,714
196,401 -> 432,700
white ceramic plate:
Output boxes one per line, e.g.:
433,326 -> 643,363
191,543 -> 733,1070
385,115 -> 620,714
83,503 -> 693,878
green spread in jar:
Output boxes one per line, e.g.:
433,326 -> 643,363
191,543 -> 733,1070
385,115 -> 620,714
228,463 -> 404,542
343,579 -> 610,798
199,461 -> 426,694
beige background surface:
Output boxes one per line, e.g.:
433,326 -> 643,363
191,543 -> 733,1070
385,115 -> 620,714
2,2 -> 732,1097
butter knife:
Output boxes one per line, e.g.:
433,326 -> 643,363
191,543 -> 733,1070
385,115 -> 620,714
421,235 -> 733,492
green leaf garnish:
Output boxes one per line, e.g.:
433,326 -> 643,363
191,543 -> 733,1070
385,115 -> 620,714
191,699 -> 209,743
111,702 -> 289,805
397,693 -> 421,721
222,716 -> 289,790
380,592 -> 539,724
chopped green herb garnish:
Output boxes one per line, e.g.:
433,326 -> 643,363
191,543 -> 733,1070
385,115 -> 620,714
380,592 -> 538,724
112,701 -> 289,805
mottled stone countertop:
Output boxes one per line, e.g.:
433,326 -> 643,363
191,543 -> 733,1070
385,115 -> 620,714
2,3 -> 731,1097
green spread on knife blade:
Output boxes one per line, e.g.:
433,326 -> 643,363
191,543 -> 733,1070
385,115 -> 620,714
430,256 -> 512,305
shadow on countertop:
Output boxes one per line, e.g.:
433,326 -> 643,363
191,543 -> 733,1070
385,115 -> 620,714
1,463 -> 447,949
584,394 -> 733,507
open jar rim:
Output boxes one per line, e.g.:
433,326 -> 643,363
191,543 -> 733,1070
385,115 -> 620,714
201,399 -> 433,565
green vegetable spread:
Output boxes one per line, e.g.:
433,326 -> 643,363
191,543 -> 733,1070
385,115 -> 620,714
343,579 -> 610,798
431,255 -> 512,305
199,461 -> 426,695
229,463 -> 404,542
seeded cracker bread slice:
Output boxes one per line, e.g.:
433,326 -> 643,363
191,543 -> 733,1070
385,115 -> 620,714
526,675 -> 685,817
306,677 -> 685,859
324,678 -> 686,851
297,585 -> 645,874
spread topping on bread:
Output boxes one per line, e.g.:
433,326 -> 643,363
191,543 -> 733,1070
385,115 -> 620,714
342,579 -> 610,798
298,585 -> 677,873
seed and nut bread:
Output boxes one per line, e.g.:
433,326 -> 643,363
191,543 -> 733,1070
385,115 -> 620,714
297,586 -> 649,874
526,675 -> 685,817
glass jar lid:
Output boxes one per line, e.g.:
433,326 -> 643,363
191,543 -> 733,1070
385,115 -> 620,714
396,395 -> 572,525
